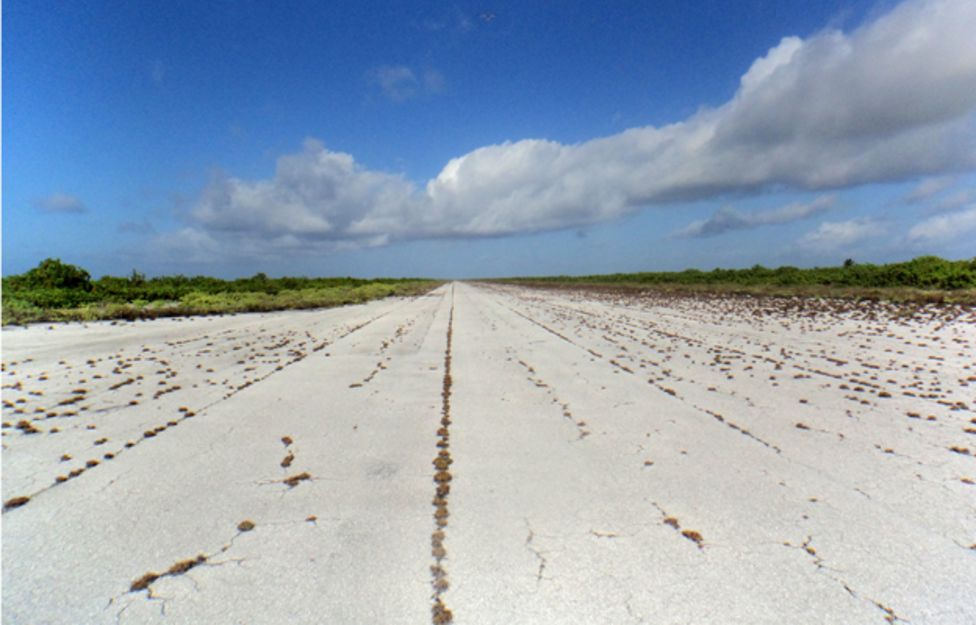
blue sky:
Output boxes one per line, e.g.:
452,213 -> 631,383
4,0 -> 975,278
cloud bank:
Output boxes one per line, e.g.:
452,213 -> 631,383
173,0 -> 976,258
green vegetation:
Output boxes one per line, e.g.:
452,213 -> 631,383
496,256 -> 976,302
2,259 -> 439,325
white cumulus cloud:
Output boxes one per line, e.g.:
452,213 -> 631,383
907,205 -> 976,243
192,139 -> 421,242
798,218 -> 882,252
167,0 -> 976,258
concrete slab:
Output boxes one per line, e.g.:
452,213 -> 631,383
3,283 -> 974,624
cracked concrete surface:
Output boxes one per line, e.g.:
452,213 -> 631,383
3,283 -> 975,624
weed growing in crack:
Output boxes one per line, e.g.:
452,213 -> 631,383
4,496 -> 30,510
130,573 -> 159,592
15,420 -> 40,434
427,295 -> 456,624
432,599 -> 453,624
130,554 -> 207,594
283,472 -> 311,488
167,555 -> 206,575
681,529 -> 704,546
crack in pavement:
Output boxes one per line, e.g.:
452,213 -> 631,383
502,302 -> 788,455
108,515 -> 312,623
430,286 -> 455,625
784,535 -> 912,624
523,519 -> 548,585
649,501 -> 706,550
2,311 -> 389,515
624,592 -> 647,625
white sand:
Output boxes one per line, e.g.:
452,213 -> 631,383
3,283 -> 974,624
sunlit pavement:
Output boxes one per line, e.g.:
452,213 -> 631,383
3,283 -> 975,624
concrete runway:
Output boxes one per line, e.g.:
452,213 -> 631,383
3,282 -> 975,624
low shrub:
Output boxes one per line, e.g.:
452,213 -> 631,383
2,259 -> 438,325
